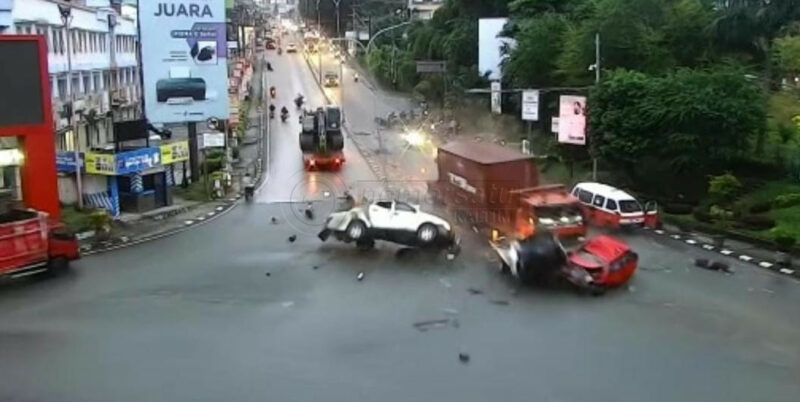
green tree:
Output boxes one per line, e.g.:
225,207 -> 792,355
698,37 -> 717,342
504,13 -> 568,87
773,35 -> 800,78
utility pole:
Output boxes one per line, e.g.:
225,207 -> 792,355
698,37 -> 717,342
331,0 -> 341,38
592,32 -> 600,181
59,3 -> 83,209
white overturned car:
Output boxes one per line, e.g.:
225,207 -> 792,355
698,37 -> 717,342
318,200 -> 458,251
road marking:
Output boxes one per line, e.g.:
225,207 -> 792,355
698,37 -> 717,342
702,244 -> 715,250
184,220 -> 194,225
720,249 -> 733,255
738,255 -> 752,262
207,212 -> 215,216
779,268 -> 795,275
216,206 -> 224,211
671,235 -> 681,240
655,230 -> 665,235
196,216 -> 206,221
759,261 -> 773,268
685,239 -> 697,245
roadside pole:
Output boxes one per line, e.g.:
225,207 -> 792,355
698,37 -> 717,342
591,32 -> 600,181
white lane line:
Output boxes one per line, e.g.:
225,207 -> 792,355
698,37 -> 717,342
655,230 -> 665,235
184,220 -> 194,225
779,268 -> 795,275
702,244 -> 715,250
720,249 -> 733,255
196,216 -> 206,221
759,261 -> 773,268
671,235 -> 681,240
207,211 -> 215,216
216,206 -> 224,211
685,239 -> 697,245
739,255 -> 752,262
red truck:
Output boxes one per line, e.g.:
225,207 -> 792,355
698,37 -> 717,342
429,141 -> 585,239
0,210 -> 80,279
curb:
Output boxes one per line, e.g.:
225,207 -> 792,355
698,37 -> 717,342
642,226 -> 798,279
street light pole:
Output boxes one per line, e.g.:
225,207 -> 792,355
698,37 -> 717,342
592,32 -> 600,181
59,4 -> 83,209
331,0 -> 341,38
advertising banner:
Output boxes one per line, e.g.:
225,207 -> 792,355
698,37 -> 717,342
56,151 -> 83,173
557,95 -> 587,145
139,0 -> 229,124
161,140 -> 190,164
85,153 -> 117,175
116,148 -> 162,175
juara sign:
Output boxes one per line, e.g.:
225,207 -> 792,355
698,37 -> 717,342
154,3 -> 214,18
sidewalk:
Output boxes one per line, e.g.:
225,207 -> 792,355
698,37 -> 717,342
78,53 -> 267,255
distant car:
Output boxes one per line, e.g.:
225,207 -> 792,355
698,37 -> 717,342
318,200 -> 458,251
324,72 -> 339,87
286,43 -> 297,53
265,41 -> 276,50
567,235 -> 638,287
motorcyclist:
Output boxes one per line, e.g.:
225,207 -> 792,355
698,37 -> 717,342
269,104 -> 276,119
266,62 -> 273,71
294,94 -> 304,108
354,73 -> 359,82
270,86 -> 276,99
243,173 -> 255,201
280,106 -> 289,122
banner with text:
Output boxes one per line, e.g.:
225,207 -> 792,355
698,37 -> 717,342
139,0 -> 229,124
557,95 -> 587,145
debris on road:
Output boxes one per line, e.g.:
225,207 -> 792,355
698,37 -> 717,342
467,287 -> 484,295
312,265 -> 319,270
288,235 -> 297,243
265,272 -> 271,277
357,272 -> 365,281
271,217 -> 278,224
304,203 -> 314,220
413,319 -> 451,332
458,352 -> 470,364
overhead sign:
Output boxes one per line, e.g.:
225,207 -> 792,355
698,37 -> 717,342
201,132 -> 225,148
160,140 -> 190,164
416,60 -> 446,74
139,0 -> 229,124
491,81 -> 502,115
521,90 -> 539,121
557,95 -> 587,145
85,152 -> 117,175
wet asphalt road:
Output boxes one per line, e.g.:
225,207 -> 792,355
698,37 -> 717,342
1,50 -> 799,402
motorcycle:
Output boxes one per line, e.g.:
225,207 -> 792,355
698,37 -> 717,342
266,62 -> 273,72
244,186 -> 255,202
354,73 -> 359,83
294,96 -> 304,109
281,111 -> 289,122
270,87 -> 276,99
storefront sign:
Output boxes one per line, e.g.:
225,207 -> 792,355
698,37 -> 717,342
85,152 -> 117,175
160,140 -> 190,164
116,147 -> 162,175
201,132 -> 225,148
56,151 -> 83,173
139,0 -> 229,124
0,148 -> 24,166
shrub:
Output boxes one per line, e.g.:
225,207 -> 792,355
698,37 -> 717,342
663,203 -> 694,215
771,228 -> 796,250
773,193 -> 800,209
708,173 -> 742,207
748,201 -> 772,214
87,209 -> 111,232
693,207 -> 713,223
735,214 -> 776,230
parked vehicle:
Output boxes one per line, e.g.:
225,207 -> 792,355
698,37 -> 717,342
286,42 -> 297,53
0,210 -> 80,279
429,141 -> 586,239
318,200 -> 459,252
571,182 -> 659,229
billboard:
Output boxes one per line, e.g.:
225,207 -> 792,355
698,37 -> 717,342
478,18 -> 512,81
557,95 -> 587,145
0,40 -> 44,126
139,0 -> 229,124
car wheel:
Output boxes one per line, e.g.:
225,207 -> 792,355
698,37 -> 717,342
417,223 -> 438,244
346,220 -> 367,241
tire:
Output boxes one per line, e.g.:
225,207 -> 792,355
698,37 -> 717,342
356,238 -> 375,251
329,133 -> 344,151
346,220 -> 367,241
47,256 -> 69,276
417,223 -> 438,245
299,133 -> 315,152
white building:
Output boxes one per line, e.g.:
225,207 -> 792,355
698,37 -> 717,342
0,0 -> 140,204
1,0 -> 140,151
408,0 -> 443,21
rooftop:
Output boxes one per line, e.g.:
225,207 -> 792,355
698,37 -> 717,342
439,141 -> 533,165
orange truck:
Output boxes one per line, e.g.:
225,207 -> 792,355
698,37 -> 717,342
0,210 -> 80,279
429,141 -> 585,239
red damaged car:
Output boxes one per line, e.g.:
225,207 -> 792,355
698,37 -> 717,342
567,235 -> 638,288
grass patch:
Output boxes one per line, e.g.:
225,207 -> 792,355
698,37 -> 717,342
61,206 -> 97,233
173,178 -> 214,202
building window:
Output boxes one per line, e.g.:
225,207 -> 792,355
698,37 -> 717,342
83,74 -> 91,94
94,72 -> 101,92
57,29 -> 65,55
72,31 -> 78,53
57,76 -> 68,101
72,76 -> 81,95
103,71 -> 110,89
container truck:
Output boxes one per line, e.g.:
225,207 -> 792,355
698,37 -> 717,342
299,106 -> 345,170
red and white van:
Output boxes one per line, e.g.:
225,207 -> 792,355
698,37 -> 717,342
571,182 -> 658,228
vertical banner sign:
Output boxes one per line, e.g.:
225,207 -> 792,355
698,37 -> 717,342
491,81 -> 502,115
521,89 -> 539,121
557,95 -> 587,145
139,0 -> 229,124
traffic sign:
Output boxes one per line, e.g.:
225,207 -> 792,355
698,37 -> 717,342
521,89 -> 539,121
